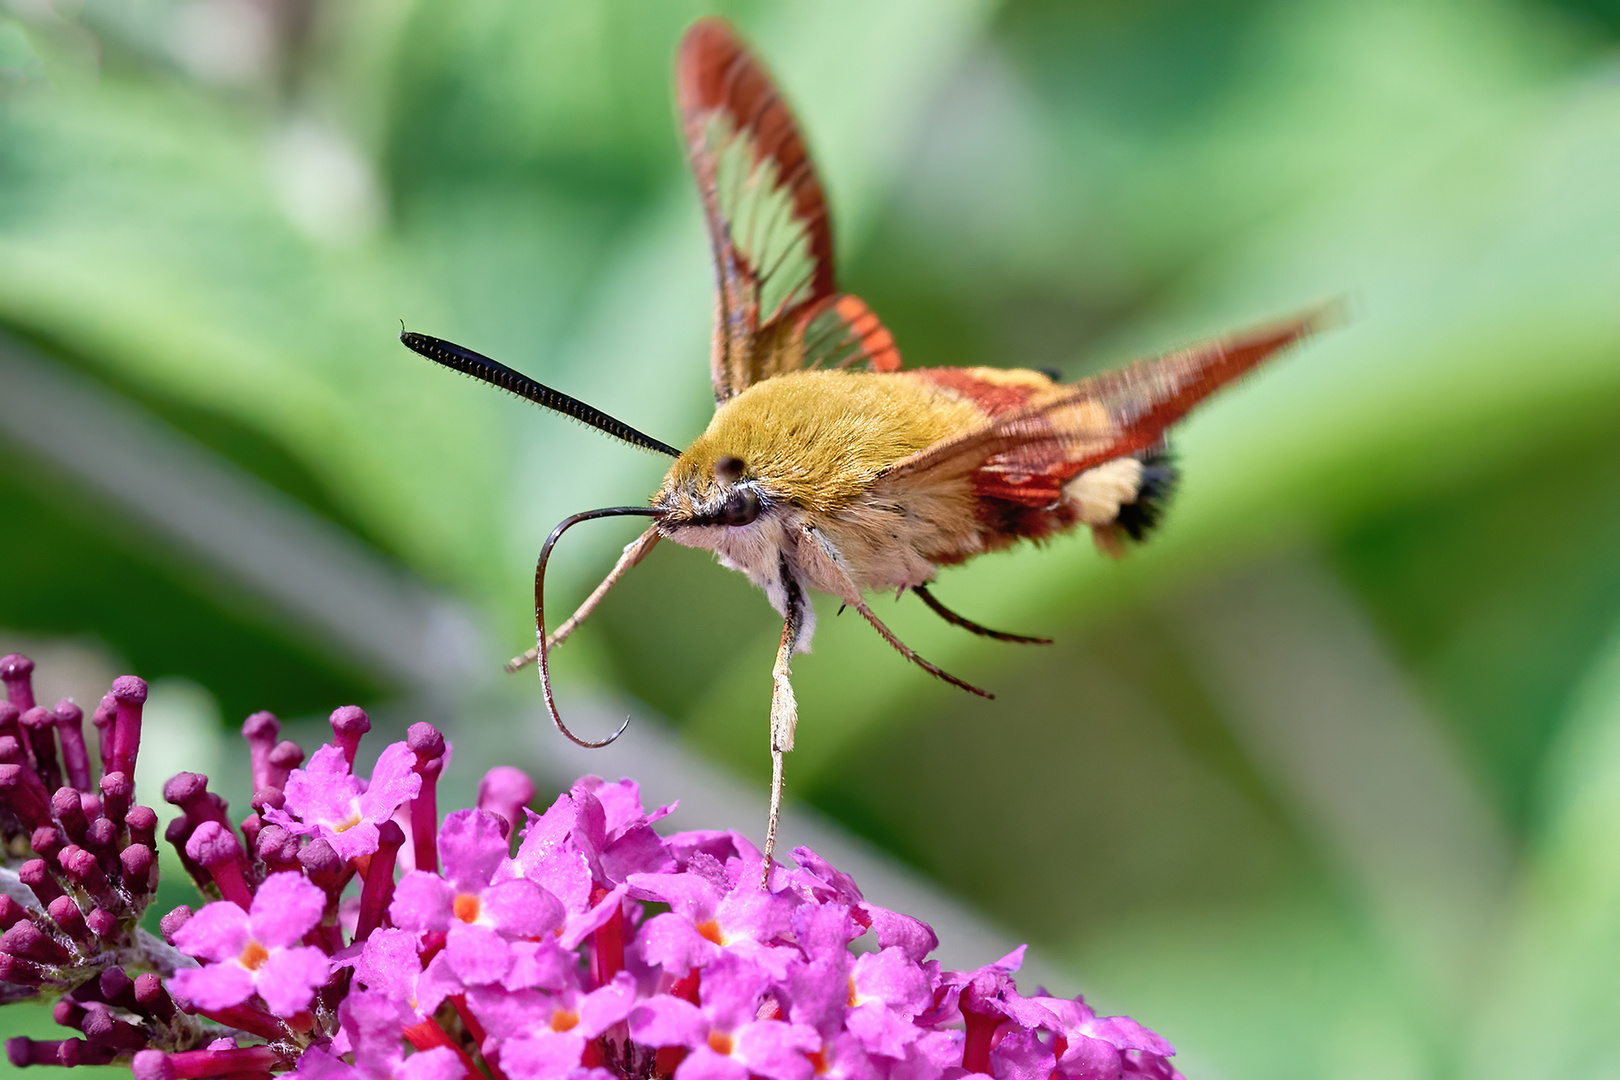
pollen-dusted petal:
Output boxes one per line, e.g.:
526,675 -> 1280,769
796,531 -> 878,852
502,938 -> 577,993
437,808 -> 510,892
171,900 -> 252,963
463,985 -> 559,1042
388,869 -> 455,932
1055,1034 -> 1124,1080
358,742 -> 423,822
989,1028 -> 1054,1080
248,871 -> 326,947
578,971 -> 637,1037
699,951 -> 774,1032
352,926 -> 424,1004
499,1029 -> 587,1080
733,1019 -> 820,1080
255,944 -> 331,1016
844,1002 -> 918,1059
850,948 -> 931,1018
675,1046 -> 750,1080
629,995 -> 707,1048
481,878 -> 564,938
638,912 -> 719,973
445,921 -> 513,986
396,1046 -> 467,1080
168,962 -> 254,1010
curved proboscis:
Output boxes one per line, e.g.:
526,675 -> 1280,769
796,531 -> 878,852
533,506 -> 664,748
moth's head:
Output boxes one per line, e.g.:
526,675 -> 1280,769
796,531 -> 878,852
653,445 -> 773,533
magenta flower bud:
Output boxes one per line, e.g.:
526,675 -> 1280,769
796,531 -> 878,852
7,1037 -> 95,1067
2,919 -> 72,964
265,741 -> 304,790
81,1003 -> 148,1052
406,722 -> 446,872
126,804 -> 157,848
99,966 -> 139,1011
52,998 -> 85,1029
297,837 -> 348,894
50,786 -> 88,843
478,765 -> 536,838
355,818 -> 405,942
59,846 -> 116,913
108,676 -> 147,779
83,817 -> 121,880
159,906 -> 192,944
0,895 -> 25,930
0,762 -> 55,829
185,821 -> 253,910
165,817 -> 207,889
21,706 -> 61,792
134,1044 -> 278,1080
162,773 -> 227,829
0,734 -> 25,765
0,702 -> 19,745
84,907 -> 118,940
99,771 -> 132,826
133,972 -> 176,1023
47,895 -> 90,944
240,711 -> 280,792
30,825 -> 64,862
0,952 -> 47,986
121,843 -> 157,895
1,653 -> 36,711
19,858 -> 65,907
51,700 -> 91,792
253,824 -> 301,874
329,705 -> 370,767
91,694 -> 116,777
57,1038 -> 118,1067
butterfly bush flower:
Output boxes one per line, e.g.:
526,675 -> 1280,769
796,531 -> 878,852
0,654 -> 1183,1080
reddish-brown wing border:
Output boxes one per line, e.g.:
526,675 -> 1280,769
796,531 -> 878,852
677,19 -> 839,401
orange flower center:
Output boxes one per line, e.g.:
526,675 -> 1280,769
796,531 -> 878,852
239,941 -> 270,971
695,919 -> 725,946
808,1048 -> 829,1075
550,1009 -> 579,1032
453,894 -> 481,923
847,977 -> 860,1007
707,1031 -> 734,1056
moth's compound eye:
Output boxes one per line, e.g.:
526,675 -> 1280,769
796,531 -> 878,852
718,487 -> 761,527
715,455 -> 747,482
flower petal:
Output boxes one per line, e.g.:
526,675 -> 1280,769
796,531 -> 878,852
390,869 -> 456,933
501,1030 -> 587,1080
249,871 -> 327,947
255,944 -> 332,1016
171,900 -> 253,963
438,808 -> 511,892
169,962 -> 255,1010
628,995 -> 707,1048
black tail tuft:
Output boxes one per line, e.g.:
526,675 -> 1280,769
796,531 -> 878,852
1115,446 -> 1179,544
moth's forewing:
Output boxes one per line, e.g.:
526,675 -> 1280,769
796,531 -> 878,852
676,20 -> 838,400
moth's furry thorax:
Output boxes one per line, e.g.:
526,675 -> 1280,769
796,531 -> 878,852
653,370 -> 982,520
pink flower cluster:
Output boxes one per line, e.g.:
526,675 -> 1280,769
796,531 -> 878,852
0,654 -> 1182,1080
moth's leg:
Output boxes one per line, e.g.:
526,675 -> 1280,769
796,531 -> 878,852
507,526 -> 661,672
911,583 -> 1052,645
801,527 -> 994,700
764,551 -> 808,885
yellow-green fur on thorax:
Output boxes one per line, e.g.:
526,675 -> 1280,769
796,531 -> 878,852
661,370 -> 982,511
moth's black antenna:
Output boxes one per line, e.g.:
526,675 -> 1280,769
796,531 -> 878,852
401,330 -> 682,457
533,505 -> 664,748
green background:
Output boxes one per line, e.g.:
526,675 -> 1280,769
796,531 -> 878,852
3,0 -> 1619,1076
